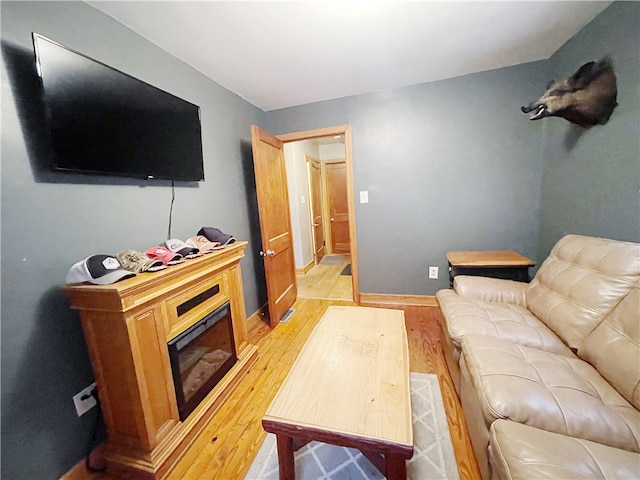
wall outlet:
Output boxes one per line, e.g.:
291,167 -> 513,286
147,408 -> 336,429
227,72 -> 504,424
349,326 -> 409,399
359,191 -> 369,203
73,382 -> 97,417
429,266 -> 439,279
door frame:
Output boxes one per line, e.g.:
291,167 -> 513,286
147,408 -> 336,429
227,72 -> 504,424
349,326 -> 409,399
277,125 -> 359,304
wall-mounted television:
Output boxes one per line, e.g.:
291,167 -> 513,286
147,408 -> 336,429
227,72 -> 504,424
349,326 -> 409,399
33,33 -> 205,182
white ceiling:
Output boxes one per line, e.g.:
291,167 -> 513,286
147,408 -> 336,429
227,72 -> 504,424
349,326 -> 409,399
86,1 -> 612,112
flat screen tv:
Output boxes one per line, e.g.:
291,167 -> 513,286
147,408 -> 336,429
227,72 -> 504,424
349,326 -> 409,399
33,33 -> 205,181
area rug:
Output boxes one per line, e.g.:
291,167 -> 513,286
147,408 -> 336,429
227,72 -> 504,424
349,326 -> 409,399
319,255 -> 346,265
340,264 -> 351,276
244,372 -> 459,480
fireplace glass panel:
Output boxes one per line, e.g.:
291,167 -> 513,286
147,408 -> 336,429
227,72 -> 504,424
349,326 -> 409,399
168,301 -> 236,420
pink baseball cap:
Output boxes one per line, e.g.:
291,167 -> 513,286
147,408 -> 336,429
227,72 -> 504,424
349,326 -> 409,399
145,246 -> 184,265
185,236 -> 221,253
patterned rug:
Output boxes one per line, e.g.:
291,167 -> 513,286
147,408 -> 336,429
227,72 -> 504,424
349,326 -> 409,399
244,372 -> 459,480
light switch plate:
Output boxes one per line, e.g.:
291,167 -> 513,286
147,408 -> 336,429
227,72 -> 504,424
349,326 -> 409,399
360,191 -> 369,203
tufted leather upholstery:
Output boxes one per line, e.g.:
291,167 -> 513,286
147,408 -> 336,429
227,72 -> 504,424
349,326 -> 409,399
436,234 -> 640,390
437,288 -> 573,357
461,334 -> 640,453
579,281 -> 640,409
453,276 -> 527,305
526,235 -> 640,350
436,234 -> 640,480
489,420 -> 640,480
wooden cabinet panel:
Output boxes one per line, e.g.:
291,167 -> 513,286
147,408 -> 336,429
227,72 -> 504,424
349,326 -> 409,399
81,312 -> 146,448
163,272 -> 229,341
129,308 -> 178,449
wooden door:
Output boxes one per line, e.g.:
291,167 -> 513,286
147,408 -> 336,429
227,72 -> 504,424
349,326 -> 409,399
326,160 -> 350,254
307,157 -> 325,264
250,125 -> 297,327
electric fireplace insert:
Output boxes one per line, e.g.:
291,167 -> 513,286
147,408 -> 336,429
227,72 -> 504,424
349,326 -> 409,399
167,301 -> 237,421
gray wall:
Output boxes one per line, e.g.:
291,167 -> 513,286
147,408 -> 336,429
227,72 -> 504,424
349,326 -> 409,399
1,2 -> 266,478
537,0 -> 640,257
267,62 -> 550,294
2,1 -> 638,478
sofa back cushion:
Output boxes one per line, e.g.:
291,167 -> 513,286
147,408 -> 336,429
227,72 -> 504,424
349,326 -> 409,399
579,282 -> 640,410
526,234 -> 640,349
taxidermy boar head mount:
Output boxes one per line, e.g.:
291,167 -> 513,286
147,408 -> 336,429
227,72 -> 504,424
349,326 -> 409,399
521,56 -> 618,128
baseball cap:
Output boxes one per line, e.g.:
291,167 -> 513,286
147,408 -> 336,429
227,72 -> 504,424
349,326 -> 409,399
116,250 -> 167,273
198,227 -> 236,246
164,239 -> 201,258
66,254 -> 136,285
145,246 -> 185,265
185,236 -> 221,253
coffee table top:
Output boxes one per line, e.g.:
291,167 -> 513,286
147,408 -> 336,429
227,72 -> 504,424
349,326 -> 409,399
263,306 -> 413,452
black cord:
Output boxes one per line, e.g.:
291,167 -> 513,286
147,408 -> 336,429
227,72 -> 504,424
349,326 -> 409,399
167,180 -> 175,240
85,389 -> 106,473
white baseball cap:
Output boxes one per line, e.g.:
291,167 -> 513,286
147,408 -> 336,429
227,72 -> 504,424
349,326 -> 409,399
66,254 -> 136,285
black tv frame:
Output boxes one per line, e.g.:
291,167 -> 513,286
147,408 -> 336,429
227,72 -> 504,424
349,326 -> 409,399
33,33 -> 205,182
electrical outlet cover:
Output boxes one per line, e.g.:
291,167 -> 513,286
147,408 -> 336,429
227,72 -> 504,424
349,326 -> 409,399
73,382 -> 97,417
429,266 -> 439,279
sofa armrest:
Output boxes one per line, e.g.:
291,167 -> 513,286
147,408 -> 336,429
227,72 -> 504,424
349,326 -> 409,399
453,276 -> 527,306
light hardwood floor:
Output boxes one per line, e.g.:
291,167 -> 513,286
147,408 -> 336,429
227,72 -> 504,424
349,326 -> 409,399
296,255 -> 353,300
74,298 -> 480,480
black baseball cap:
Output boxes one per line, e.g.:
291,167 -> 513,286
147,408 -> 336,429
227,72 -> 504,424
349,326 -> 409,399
198,227 -> 236,246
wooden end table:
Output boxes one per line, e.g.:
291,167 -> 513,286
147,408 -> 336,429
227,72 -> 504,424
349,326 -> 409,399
262,306 -> 413,480
446,250 -> 535,287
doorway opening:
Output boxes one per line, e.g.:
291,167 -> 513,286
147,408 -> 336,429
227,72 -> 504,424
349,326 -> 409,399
278,126 -> 358,303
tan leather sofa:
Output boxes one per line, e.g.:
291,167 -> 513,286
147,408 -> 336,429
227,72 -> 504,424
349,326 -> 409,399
435,234 -> 640,480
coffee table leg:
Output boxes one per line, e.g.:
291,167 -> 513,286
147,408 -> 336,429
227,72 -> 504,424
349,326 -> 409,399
275,434 -> 296,480
386,453 -> 407,480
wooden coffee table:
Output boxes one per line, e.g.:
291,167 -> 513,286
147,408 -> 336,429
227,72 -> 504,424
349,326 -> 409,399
262,306 -> 413,480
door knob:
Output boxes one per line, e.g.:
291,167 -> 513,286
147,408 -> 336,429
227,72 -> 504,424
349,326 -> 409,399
260,249 -> 276,257
330,218 -> 335,222
312,223 -> 320,227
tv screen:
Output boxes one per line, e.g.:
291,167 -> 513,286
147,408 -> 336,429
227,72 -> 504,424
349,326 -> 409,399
33,33 -> 205,182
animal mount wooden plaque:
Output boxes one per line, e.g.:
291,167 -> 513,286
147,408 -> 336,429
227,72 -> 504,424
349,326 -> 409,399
521,57 -> 618,128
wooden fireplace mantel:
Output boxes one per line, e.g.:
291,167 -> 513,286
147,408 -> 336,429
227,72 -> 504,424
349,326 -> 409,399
62,241 -> 258,479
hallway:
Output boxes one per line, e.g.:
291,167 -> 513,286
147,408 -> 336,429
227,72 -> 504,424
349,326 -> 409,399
296,254 -> 353,300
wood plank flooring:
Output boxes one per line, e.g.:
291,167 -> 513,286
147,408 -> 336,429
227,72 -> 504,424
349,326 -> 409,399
75,298 -> 480,480
296,255 -> 353,300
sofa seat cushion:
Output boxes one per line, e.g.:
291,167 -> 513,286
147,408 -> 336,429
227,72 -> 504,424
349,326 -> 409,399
461,334 -> 640,453
436,289 -> 573,357
489,420 -> 640,480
